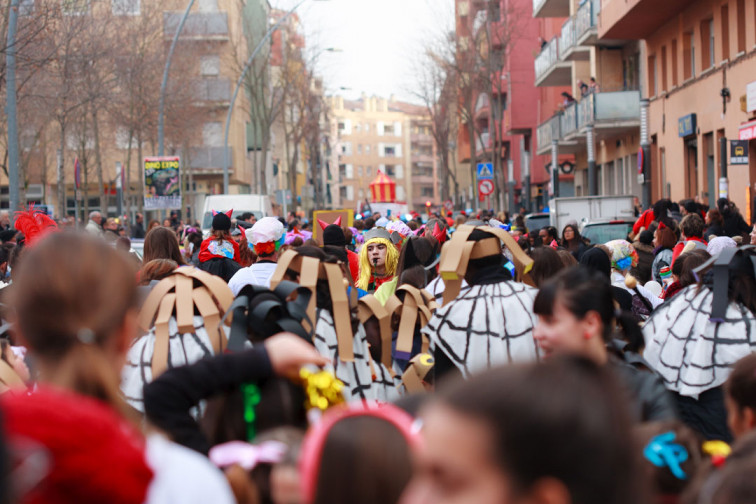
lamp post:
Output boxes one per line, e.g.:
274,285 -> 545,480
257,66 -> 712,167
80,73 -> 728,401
222,1 -> 332,194
157,0 -> 197,157
6,0 -> 20,220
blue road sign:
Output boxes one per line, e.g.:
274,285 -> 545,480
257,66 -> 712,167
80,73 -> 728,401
477,163 -> 494,180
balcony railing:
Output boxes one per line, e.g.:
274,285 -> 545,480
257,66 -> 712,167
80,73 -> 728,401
195,78 -> 231,103
535,38 -> 559,81
164,12 -> 229,40
576,0 -> 599,43
559,17 -> 576,59
533,0 -> 570,18
561,103 -> 579,136
579,90 -> 641,127
189,146 -> 232,171
536,115 -> 560,153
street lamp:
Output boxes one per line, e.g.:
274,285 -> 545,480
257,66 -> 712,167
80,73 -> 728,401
157,0 -> 197,157
221,0 -> 330,194
5,0 -> 20,220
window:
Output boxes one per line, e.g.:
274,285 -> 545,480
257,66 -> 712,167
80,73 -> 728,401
364,123 -> 370,132
385,165 -> 396,177
700,18 -> 714,69
200,55 -> 220,76
420,187 -> 434,197
19,0 -> 33,15
340,142 -> 352,156
366,166 -> 372,176
647,54 -> 657,96
357,144 -> 362,154
736,0 -> 745,54
365,145 -> 370,153
396,186 -> 405,201
683,31 -> 694,80
384,146 -> 396,157
112,0 -> 139,15
671,39 -> 679,86
354,123 -> 361,133
203,122 -> 223,147
661,46 -> 667,92
384,123 -> 395,136
198,0 -> 219,12
62,0 -> 89,15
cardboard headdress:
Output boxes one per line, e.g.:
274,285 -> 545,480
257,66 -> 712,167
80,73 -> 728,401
357,294 -> 401,370
139,267 -> 233,377
438,225 -> 534,305
390,285 -> 437,361
270,249 -> 355,362
364,227 -> 392,243
401,353 -> 435,394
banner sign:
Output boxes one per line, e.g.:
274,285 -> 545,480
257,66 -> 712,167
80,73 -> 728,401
144,156 -> 181,210
678,114 -> 696,137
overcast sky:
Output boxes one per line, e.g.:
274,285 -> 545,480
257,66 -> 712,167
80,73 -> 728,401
273,0 -> 454,104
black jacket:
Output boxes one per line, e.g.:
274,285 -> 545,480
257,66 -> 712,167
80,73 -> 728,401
610,356 -> 678,422
144,347 -> 273,454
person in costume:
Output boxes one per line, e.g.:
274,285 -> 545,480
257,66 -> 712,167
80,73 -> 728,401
422,225 -> 539,379
321,222 -> 360,286
373,236 -> 438,304
198,209 -> 242,282
357,228 -> 399,293
228,217 -> 285,295
643,246 -> 756,442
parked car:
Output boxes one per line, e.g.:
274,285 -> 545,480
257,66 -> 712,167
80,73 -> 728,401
580,220 -> 634,245
524,213 -> 550,233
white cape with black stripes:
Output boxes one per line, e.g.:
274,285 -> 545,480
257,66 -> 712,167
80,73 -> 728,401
121,315 -> 230,412
313,309 -> 400,403
422,281 -> 540,378
643,285 -> 756,399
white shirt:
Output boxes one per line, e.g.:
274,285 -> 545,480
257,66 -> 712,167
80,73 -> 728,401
228,261 -> 278,295
425,276 -> 470,307
145,433 -> 235,504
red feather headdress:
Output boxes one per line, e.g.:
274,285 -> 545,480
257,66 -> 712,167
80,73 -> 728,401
14,204 -> 58,247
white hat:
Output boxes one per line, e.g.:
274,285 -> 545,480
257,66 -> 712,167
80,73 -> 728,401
246,217 -> 284,245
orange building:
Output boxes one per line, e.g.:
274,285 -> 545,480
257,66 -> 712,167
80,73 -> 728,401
601,0 -> 756,217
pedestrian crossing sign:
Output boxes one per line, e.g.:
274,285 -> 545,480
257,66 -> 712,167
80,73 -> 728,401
476,163 -> 494,180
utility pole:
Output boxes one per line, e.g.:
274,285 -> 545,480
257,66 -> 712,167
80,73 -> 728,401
640,98 -> 651,208
6,0 -> 20,220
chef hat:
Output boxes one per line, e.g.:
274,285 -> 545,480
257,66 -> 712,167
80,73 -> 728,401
246,217 -> 285,256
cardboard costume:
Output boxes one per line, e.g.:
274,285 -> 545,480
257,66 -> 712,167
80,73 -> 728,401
270,250 -> 386,402
422,225 -> 539,378
122,267 -> 234,412
643,247 -> 756,399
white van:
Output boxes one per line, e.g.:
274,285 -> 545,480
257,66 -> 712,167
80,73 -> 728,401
200,194 -> 272,235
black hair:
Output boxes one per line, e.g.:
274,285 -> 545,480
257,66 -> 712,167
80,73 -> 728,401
534,266 -> 642,346
652,199 -> 671,221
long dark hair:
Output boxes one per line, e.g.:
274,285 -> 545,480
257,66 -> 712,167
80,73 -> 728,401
438,356 -> 644,504
143,226 -> 185,265
562,224 -> 582,250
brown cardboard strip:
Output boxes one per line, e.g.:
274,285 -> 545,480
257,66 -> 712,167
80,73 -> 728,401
139,276 -> 177,331
324,262 -> 354,362
151,293 -> 176,378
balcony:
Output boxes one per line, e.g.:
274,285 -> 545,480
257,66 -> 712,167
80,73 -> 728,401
578,90 -> 640,137
599,0 -> 688,40
194,78 -> 231,104
164,12 -> 229,41
533,0 -> 570,18
411,153 -> 434,164
560,102 -> 580,138
475,132 -> 491,152
410,133 -> 434,145
189,146 -> 233,173
535,38 -> 572,87
536,115 -> 560,155
575,0 -> 599,46
559,16 -> 589,61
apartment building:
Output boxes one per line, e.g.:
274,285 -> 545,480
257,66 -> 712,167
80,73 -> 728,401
327,95 -> 439,213
601,0 -> 756,216
6,0 -> 263,221
534,0 -> 644,202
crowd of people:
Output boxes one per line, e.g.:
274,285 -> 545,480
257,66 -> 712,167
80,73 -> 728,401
0,196 -> 754,504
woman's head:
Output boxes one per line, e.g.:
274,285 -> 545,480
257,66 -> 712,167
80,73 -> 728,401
9,233 -> 139,411
706,208 -> 723,227
403,356 -> 641,504
300,405 -> 417,504
654,224 -> 678,250
678,250 -> 711,288
529,246 -> 565,288
139,259 -> 178,286
533,267 -> 614,360
636,421 -> 703,498
562,224 -> 580,244
143,226 -> 185,265
725,353 -> 756,440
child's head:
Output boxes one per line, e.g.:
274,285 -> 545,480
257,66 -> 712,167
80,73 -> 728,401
636,421 -> 703,501
300,405 -> 418,504
725,353 -> 756,439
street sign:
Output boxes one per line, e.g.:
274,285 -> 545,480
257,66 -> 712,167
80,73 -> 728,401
478,179 -> 495,196
730,140 -> 749,165
476,163 -> 494,180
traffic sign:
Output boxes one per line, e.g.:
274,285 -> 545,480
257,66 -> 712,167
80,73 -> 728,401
444,200 -> 453,211
478,179 -> 495,196
476,163 -> 493,180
